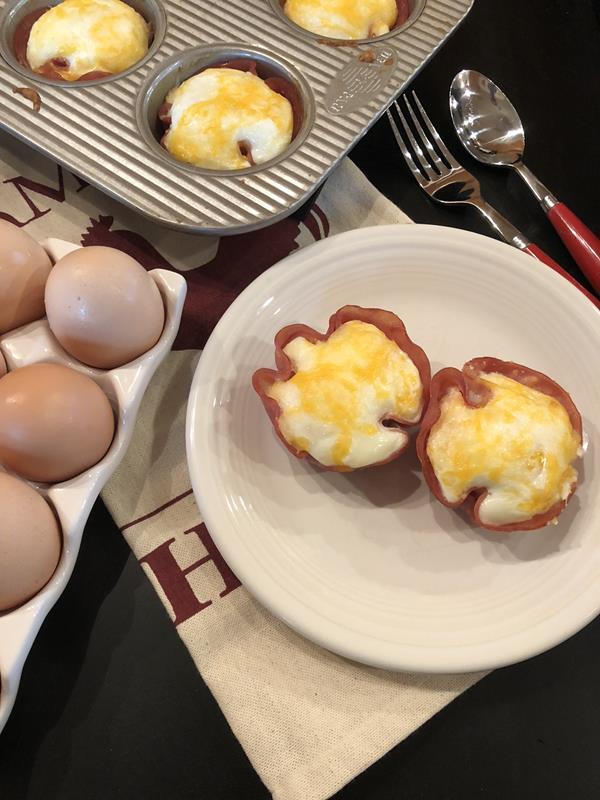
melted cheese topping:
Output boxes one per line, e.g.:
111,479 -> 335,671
427,372 -> 582,526
163,69 -> 293,170
284,0 -> 398,39
27,0 -> 149,81
267,320 -> 423,469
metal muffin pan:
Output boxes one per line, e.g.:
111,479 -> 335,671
0,0 -> 473,234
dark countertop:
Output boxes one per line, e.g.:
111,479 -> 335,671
2,0 -> 600,797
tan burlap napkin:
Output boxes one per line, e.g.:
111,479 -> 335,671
1,132 -> 485,800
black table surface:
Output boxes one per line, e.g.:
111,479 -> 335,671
2,1 -> 600,797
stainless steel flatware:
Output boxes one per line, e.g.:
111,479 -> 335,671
386,93 -> 599,307
449,70 -> 600,293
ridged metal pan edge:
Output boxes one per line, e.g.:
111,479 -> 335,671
0,0 -> 473,234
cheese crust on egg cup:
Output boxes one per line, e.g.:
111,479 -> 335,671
279,0 -> 411,41
157,58 -> 303,171
252,305 -> 431,472
416,357 -> 583,533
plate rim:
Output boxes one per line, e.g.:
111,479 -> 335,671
186,223 -> 600,673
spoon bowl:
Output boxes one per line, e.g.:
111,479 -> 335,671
449,69 -> 600,294
449,70 -> 525,166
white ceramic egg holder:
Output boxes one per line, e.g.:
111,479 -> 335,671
0,238 -> 186,734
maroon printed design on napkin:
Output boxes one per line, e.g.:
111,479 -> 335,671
82,215 -> 174,268
80,208 -> 330,350
0,166 -> 88,227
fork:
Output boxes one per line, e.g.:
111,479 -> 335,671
387,93 -> 599,307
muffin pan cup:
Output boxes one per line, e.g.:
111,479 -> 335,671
0,238 -> 186,735
0,0 -> 167,86
137,45 -> 315,177
0,0 -> 473,233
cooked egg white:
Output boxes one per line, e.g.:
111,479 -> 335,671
284,0 -> 398,39
427,372 -> 582,526
27,0 -> 149,81
163,69 -> 293,170
267,320 -> 423,469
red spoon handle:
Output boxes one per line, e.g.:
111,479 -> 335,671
522,243 -> 600,309
547,203 -> 600,293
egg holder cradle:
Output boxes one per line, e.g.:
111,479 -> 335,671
0,238 -> 187,734
0,0 -> 472,235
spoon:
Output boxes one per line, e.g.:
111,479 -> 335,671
449,70 -> 600,293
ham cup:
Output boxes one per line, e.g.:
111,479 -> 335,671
16,0 -> 151,82
416,357 -> 583,532
252,305 -> 431,471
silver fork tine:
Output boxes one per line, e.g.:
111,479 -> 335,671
403,95 -> 446,173
390,100 -> 438,181
386,107 -> 426,187
411,91 -> 461,169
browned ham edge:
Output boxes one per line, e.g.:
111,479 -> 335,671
12,86 -> 41,111
13,7 -> 47,67
158,102 -> 172,127
238,140 -> 256,165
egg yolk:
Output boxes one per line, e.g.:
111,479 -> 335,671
27,0 -> 149,81
164,69 -> 293,170
426,372 -> 581,525
283,0 -> 398,39
267,320 -> 423,469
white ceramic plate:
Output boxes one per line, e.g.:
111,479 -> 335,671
0,239 -> 186,733
186,225 -> 600,674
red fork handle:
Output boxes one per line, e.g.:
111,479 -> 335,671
522,243 -> 600,309
546,203 -> 600,293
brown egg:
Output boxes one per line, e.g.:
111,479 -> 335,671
45,246 -> 165,369
0,221 -> 53,335
0,351 -> 6,378
0,363 -> 115,482
0,472 -> 62,611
